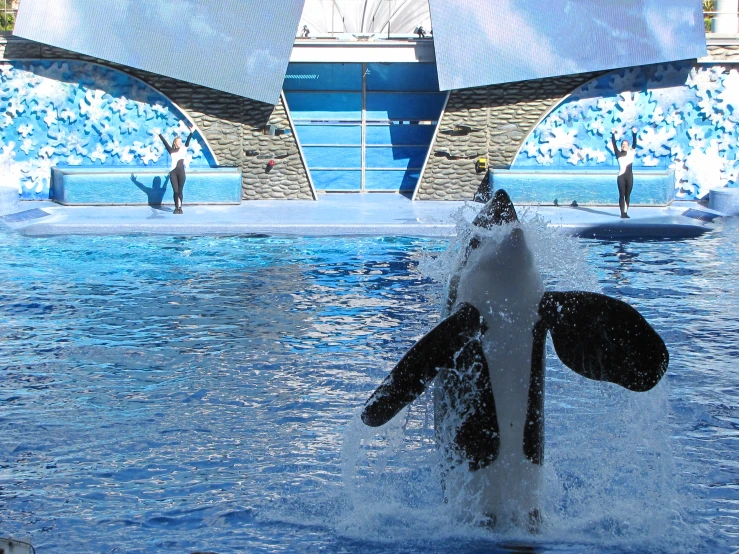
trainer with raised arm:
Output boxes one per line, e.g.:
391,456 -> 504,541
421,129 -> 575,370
611,127 -> 638,219
159,125 -> 195,214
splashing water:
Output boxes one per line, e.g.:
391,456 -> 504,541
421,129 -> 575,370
343,203 -> 695,552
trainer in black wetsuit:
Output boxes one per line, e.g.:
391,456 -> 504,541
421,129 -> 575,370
159,127 -> 194,214
611,128 -> 637,219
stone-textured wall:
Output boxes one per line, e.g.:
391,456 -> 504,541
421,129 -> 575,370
0,34 -> 315,200
706,43 -> 739,60
415,73 -> 601,200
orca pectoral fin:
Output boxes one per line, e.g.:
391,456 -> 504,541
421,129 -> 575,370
539,291 -> 669,392
361,303 -> 485,427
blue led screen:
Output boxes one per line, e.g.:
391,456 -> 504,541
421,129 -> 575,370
429,0 -> 707,91
13,0 -> 305,104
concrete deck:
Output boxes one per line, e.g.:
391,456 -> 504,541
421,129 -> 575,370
0,193 -> 723,239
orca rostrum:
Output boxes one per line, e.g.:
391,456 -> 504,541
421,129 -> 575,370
361,189 -> 669,528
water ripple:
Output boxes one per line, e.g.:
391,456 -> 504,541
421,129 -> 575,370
0,229 -> 736,553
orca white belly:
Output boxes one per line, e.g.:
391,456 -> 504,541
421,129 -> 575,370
442,226 -> 545,521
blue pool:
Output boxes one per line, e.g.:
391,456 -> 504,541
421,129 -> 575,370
0,222 -> 737,553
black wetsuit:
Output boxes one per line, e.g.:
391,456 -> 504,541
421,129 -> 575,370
159,132 -> 193,209
612,132 -> 637,217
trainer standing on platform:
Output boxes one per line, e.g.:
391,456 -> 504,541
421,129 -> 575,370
159,125 -> 195,214
611,127 -> 638,219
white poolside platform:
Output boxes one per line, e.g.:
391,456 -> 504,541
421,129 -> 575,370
0,193 -> 723,239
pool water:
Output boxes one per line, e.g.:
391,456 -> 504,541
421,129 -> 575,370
0,222 -> 737,553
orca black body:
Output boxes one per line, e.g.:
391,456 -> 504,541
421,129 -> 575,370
361,190 -> 669,525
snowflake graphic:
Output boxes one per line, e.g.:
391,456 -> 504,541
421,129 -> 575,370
17,123 -> 33,138
638,127 -> 675,157
585,117 -> 605,136
89,144 -> 107,164
19,139 -> 34,155
540,128 -> 579,157
536,152 -> 554,165
715,70 -> 739,114
683,140 -> 727,198
522,140 -> 540,159
640,155 -> 660,167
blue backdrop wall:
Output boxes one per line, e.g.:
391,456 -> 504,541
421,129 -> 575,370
513,62 -> 739,200
0,60 -> 216,200
284,62 -> 446,193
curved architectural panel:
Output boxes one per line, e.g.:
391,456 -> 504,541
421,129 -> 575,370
298,0 -> 431,36
430,0 -> 706,92
14,0 -> 304,104
512,63 -> 739,200
0,60 -> 216,200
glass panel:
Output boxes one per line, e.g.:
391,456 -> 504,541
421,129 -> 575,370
284,92 -> 362,120
364,170 -> 420,191
366,63 -> 440,92
303,146 -> 361,169
310,170 -> 362,191
283,63 -> 445,195
294,125 -> 362,145
365,124 -> 436,145
283,63 -> 363,91
366,93 -> 446,121
365,147 -> 428,169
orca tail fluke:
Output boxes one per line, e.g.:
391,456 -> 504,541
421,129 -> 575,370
361,303 -> 486,427
538,291 -> 669,392
472,189 -> 518,229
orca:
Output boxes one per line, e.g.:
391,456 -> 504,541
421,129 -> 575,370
360,189 -> 669,528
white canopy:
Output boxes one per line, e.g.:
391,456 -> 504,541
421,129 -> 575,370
298,0 -> 432,36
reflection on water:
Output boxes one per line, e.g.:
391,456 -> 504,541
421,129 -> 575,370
0,228 -> 736,553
